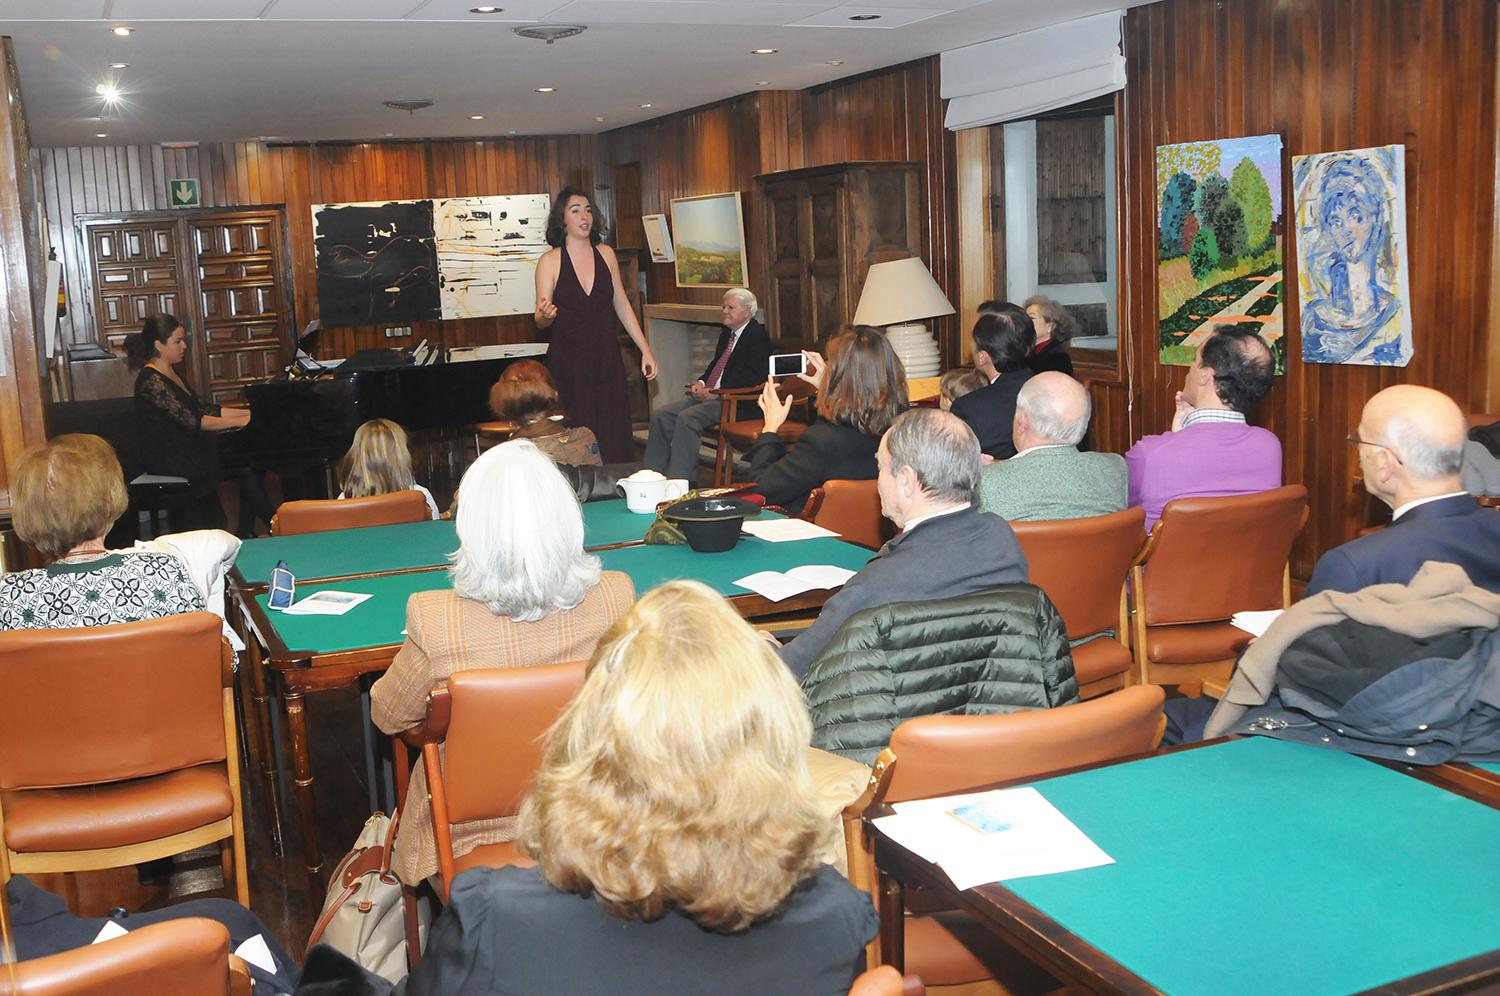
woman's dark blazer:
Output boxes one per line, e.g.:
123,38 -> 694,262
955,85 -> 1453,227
741,421 -> 879,516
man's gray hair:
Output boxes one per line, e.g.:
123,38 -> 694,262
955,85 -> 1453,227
1384,412 -> 1465,480
724,287 -> 758,317
1016,375 -> 1091,446
883,408 -> 981,505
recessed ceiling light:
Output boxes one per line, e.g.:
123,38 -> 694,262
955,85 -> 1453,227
848,13 -> 881,20
385,132 -> 394,137
469,114 -> 485,120
755,81 -> 771,86
639,102 -> 652,108
96,83 -> 121,102
95,132 -> 107,138
534,86 -> 556,93
110,62 -> 129,69
594,115 -> 606,122
111,24 -> 133,36
507,129 -> 517,135
826,60 -> 845,66
469,5 -> 502,11
752,48 -> 777,55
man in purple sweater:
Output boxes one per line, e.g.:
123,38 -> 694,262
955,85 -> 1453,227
1126,325 -> 1281,530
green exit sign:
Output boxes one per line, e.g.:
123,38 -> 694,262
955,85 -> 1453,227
169,178 -> 200,208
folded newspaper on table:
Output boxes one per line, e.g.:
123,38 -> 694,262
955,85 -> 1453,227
873,787 -> 1114,890
734,565 -> 857,602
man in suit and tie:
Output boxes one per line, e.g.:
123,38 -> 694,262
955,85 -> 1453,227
978,372 -> 1127,521
1307,384 -> 1500,595
643,287 -> 771,482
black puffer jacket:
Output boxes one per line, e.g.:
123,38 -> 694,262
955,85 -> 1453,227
801,584 -> 1078,763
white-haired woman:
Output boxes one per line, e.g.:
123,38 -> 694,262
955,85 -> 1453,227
395,580 -> 878,994
370,439 -> 636,886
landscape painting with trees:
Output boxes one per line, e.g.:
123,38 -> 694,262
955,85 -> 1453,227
1156,134 -> 1284,369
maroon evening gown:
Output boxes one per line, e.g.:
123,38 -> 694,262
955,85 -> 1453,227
544,245 -> 633,463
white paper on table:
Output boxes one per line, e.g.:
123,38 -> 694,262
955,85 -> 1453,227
281,590 -> 374,616
1230,609 -> 1284,637
741,518 -> 841,542
234,933 -> 278,974
92,920 -> 129,944
734,564 -> 857,602
873,787 -> 1114,891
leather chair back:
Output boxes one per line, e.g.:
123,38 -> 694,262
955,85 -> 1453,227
0,917 -> 243,996
880,684 -> 1165,805
805,479 -> 895,550
1137,485 -> 1308,626
435,662 -> 587,825
847,966 -> 925,996
1012,508 -> 1145,639
0,613 -> 227,790
271,490 -> 430,536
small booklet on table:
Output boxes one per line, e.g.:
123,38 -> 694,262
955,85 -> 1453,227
734,565 -> 857,602
280,590 -> 373,616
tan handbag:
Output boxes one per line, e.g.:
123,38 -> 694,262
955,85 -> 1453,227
306,810 -> 430,983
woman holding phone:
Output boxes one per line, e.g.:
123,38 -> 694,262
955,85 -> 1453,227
741,326 -> 908,515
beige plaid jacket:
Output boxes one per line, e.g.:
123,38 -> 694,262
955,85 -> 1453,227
370,572 -> 635,885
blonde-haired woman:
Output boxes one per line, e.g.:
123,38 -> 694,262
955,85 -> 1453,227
336,418 -> 439,519
370,439 -> 634,886
399,580 -> 878,995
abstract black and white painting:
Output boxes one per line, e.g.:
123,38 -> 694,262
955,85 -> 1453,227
311,200 -> 440,326
433,194 -> 551,319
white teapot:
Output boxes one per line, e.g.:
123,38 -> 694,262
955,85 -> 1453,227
616,470 -> 689,514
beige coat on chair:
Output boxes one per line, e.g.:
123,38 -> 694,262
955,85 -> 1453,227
370,573 -> 636,885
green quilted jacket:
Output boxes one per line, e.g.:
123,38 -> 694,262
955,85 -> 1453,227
800,584 -> 1078,763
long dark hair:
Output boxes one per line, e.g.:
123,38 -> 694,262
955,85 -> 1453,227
545,187 -> 605,247
125,313 -> 182,371
816,326 -> 909,437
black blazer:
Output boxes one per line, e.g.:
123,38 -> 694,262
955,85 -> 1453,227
699,318 -> 772,391
1305,494 -> 1500,596
950,368 -> 1034,459
742,421 -> 879,516
1030,338 -> 1074,377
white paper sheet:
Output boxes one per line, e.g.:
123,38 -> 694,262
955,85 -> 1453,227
92,920 -> 128,944
740,518 -> 841,542
281,590 -> 374,616
734,564 -> 857,602
873,787 -> 1114,890
234,933 -> 278,974
1230,609 -> 1284,637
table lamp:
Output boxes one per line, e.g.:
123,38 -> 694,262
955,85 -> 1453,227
851,256 -> 954,378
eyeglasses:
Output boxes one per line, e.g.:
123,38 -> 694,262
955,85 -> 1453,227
1347,431 -> 1403,463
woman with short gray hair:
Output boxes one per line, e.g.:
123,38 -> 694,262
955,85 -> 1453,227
1021,295 -> 1077,377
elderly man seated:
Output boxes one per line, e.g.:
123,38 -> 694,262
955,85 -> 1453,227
977,372 -> 1127,522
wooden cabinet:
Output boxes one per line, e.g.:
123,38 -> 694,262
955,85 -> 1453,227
756,161 -> 925,349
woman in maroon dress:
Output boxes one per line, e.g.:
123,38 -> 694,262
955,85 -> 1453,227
534,188 -> 657,463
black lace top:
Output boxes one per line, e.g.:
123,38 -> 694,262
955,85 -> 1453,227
134,366 -> 223,496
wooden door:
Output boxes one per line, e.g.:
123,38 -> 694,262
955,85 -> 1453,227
763,180 -> 806,347
86,220 -> 184,356
191,211 -> 289,406
804,175 -> 847,348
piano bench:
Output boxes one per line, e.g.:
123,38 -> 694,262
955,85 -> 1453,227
129,474 -> 193,540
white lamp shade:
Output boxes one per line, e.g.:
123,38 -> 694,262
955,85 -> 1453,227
852,256 -> 956,327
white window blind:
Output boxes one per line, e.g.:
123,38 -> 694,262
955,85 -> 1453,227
941,11 -> 1126,132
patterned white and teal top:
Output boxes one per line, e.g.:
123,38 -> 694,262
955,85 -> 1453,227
0,552 -> 205,630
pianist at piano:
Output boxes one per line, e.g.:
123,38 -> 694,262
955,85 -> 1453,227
127,313 -> 274,536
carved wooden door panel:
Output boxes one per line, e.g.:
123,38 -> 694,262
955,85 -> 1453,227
803,176 -> 847,349
762,181 -> 807,348
87,221 -> 183,355
191,211 -> 289,406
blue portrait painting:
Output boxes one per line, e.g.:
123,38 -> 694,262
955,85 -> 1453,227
1292,145 -> 1413,366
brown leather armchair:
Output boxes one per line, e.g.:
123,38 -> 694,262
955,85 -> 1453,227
847,965 -> 925,996
0,917 -> 252,996
270,489 -> 432,535
0,613 -> 249,931
842,685 -> 1166,987
1011,507 -> 1146,699
417,662 -> 587,899
802,479 -> 896,550
711,379 -> 815,486
1129,485 -> 1309,690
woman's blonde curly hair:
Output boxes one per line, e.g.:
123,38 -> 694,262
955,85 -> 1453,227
517,580 -> 832,933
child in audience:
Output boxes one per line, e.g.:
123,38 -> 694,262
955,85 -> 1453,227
940,366 -> 987,411
337,418 -> 439,519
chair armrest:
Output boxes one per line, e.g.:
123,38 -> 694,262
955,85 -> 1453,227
802,487 -> 826,522
407,686 -> 453,745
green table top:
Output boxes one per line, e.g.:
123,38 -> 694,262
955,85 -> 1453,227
235,500 -> 667,585
1478,762 -> 1500,775
1000,737 -> 1500,995
254,533 -> 874,656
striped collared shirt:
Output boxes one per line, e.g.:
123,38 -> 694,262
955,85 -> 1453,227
1180,407 -> 1247,428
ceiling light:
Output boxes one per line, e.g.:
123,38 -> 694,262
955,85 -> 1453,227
594,115 -> 606,122
111,24 -> 133,36
512,24 -> 586,44
507,129 -> 517,135
534,86 -> 556,93
755,81 -> 771,86
96,83 -> 121,102
110,62 -> 129,69
383,98 -> 434,113
639,103 -> 652,109
95,132 -> 107,138
752,48 -> 777,55
469,5 -> 502,11
849,13 -> 881,20
826,60 -> 845,66
469,114 -> 485,120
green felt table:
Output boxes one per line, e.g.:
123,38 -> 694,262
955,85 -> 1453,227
251,533 -> 874,656
233,499 -> 669,585
938,738 -> 1500,995
1479,763 -> 1500,775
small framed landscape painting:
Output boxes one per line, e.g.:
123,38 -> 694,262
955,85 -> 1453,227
670,191 -> 747,288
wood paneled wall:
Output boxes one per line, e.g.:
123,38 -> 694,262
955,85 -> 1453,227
1111,0 -> 1498,577
39,136 -> 595,391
